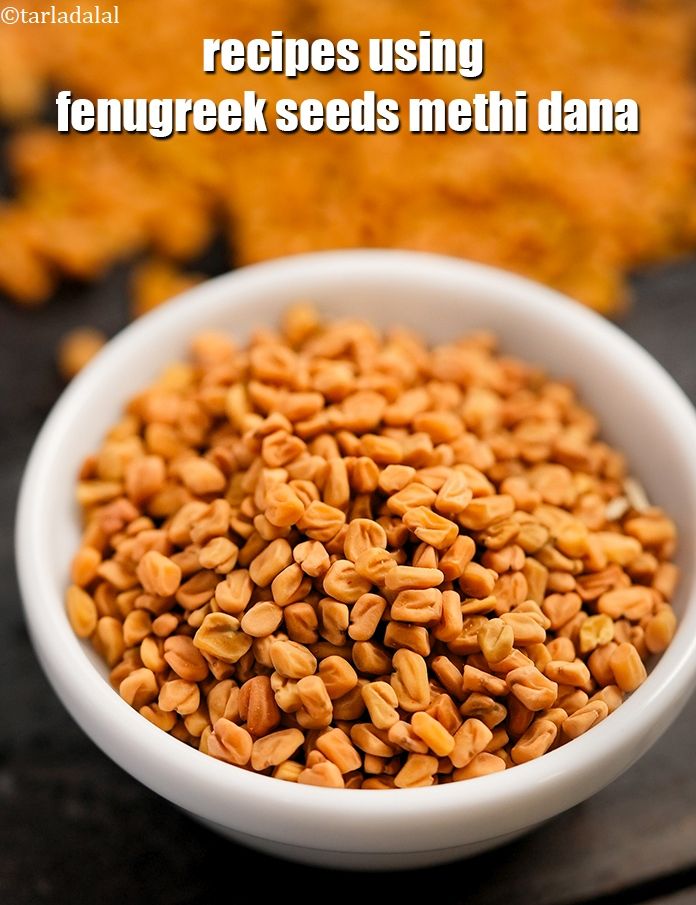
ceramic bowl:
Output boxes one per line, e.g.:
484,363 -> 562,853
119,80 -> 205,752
16,250 -> 696,869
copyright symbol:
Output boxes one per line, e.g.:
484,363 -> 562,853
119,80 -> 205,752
1,6 -> 19,23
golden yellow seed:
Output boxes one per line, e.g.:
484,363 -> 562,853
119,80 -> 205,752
410,711 -> 455,757
453,753 -> 506,781
645,606 -> 677,653
251,729 -> 304,772
361,681 -> 400,730
208,718 -> 253,766
297,761 -> 345,788
579,613 -> 615,654
119,667 -> 158,709
270,639 -> 317,679
393,753 -> 439,788
178,457 -> 227,494
57,327 -> 106,381
478,618 -> 514,663
610,642 -> 648,693
66,585 -> 98,638
70,546 -> 102,587
511,719 -> 557,764
136,551 -> 181,597
193,613 -> 253,663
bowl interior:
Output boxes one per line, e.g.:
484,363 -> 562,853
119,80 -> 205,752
41,253 -> 696,649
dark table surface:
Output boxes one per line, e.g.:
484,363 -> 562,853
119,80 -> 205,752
1,256 -> 695,905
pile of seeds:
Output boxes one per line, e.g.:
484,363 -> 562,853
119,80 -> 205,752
2,1 -> 696,314
67,306 -> 679,788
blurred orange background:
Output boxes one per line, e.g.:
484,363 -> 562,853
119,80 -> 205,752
0,0 -> 695,318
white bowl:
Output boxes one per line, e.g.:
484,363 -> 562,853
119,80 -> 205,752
16,250 -> 696,870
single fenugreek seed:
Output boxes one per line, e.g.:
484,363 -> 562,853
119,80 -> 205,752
251,728 -> 304,771
410,711 -> 455,757
66,585 -> 98,638
193,613 -> 253,663
207,718 -> 253,766
610,642 -> 647,693
478,618 -> 514,663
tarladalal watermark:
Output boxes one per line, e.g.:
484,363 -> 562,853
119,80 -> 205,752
0,4 -> 119,24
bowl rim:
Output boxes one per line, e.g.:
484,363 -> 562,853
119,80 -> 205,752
15,249 -> 696,842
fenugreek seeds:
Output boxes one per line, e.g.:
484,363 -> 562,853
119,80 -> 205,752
67,306 -> 679,788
